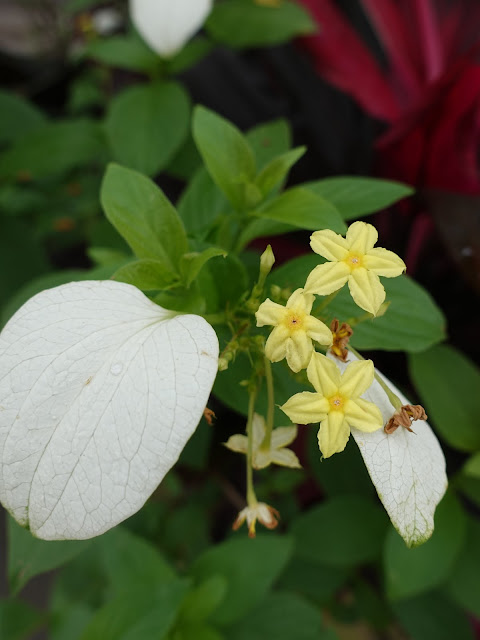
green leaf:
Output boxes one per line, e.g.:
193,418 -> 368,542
191,534 -> 293,626
291,495 -> 388,568
79,580 -> 189,640
181,247 -> 227,287
7,516 -> 90,595
87,247 -> 130,267
278,557 -> 349,604
246,119 -> 291,170
392,591 -> 475,640
112,258 -> 179,290
269,255 -> 445,352
197,253 -> 249,314
0,599 -> 45,640
409,345 -> 480,451
85,35 -> 159,73
206,0 -> 316,49
192,106 -> 256,210
105,82 -> 190,176
0,119 -> 107,180
254,187 -> 346,232
384,492 -> 467,601
0,90 -> 46,144
99,527 -> 176,595
255,147 -> 306,197
100,163 -> 188,269
236,217 -> 294,250
446,518 -> 480,617
462,452 -> 480,479
179,576 -> 228,624
166,36 -> 214,74
305,177 -> 414,220
230,592 -> 327,640
177,168 -> 231,237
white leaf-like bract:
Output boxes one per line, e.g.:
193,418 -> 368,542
0,281 -> 218,540
129,0 -> 213,58
329,351 -> 447,547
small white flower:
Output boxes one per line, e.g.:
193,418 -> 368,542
233,502 -> 279,538
129,0 -> 213,58
0,281 -> 218,540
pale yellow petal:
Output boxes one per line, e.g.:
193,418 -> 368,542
224,434 -> 248,454
281,391 -> 329,425
347,268 -> 385,315
252,413 -> 266,449
346,221 -> 378,253
271,425 -> 298,448
339,359 -> 375,398
343,397 -> 383,432
317,412 -> 350,458
253,450 -> 272,469
304,316 -> 333,346
304,262 -> 350,296
306,352 -> 341,396
363,247 -> 406,277
265,325 -> 289,362
286,332 -> 313,372
271,448 -> 302,469
285,288 -> 315,314
310,229 -> 349,261
256,298 -> 286,327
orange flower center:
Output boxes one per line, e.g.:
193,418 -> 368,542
344,252 -> 364,270
328,394 -> 345,411
284,311 -> 304,331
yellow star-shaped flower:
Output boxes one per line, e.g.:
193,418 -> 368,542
304,221 -> 406,316
255,288 -> 333,373
281,352 -> 383,458
224,413 -> 301,469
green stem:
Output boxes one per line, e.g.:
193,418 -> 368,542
315,289 -> 340,314
348,345 -> 403,411
260,355 -> 275,451
246,386 -> 258,507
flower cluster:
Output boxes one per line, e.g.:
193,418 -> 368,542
255,221 -> 406,458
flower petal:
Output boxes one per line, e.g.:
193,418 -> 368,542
344,397 -> 383,432
304,262 -> 350,296
264,325 -> 289,362
281,392 -> 329,425
303,316 -> 333,346
253,450 -> 272,470
286,332 -> 313,373
271,425 -> 298,449
339,359 -> 375,398
329,351 -> 447,547
348,268 -> 385,315
256,298 -> 286,327
310,229 -> 349,261
346,221 -> 378,253
0,280 -> 218,540
271,448 -> 302,469
317,412 -> 350,458
306,352 -> 341,396
252,413 -> 266,449
130,0 -> 213,57
363,247 -> 406,277
224,434 -> 248,454
286,288 -> 315,315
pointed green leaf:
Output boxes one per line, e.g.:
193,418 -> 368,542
112,258 -> 180,290
246,119 -> 291,170
101,163 -> 188,269
192,106 -> 256,210
181,247 -> 227,287
255,147 -> 306,197
178,168 -> 230,237
0,90 -> 46,144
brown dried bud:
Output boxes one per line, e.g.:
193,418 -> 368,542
203,407 -> 216,426
329,319 -> 353,362
384,404 -> 427,434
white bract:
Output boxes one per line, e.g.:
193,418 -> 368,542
0,281 -> 218,541
129,0 -> 213,58
330,352 -> 447,547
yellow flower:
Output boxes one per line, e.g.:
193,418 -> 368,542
232,502 -> 280,538
255,288 -> 333,373
304,221 -> 406,316
281,352 -> 383,458
224,413 -> 301,469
